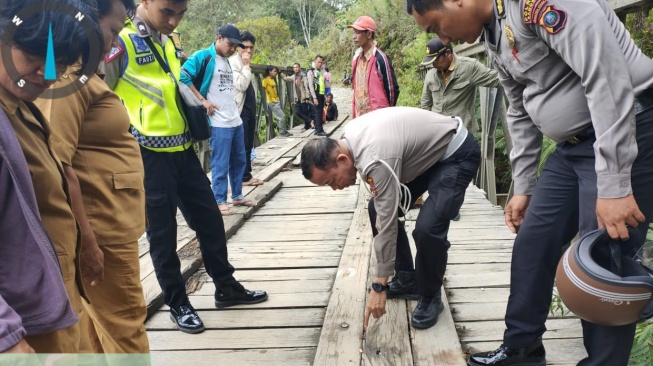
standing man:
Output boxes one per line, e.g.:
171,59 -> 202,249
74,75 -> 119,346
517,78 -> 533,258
284,63 -> 312,130
231,31 -> 264,187
307,55 -> 327,136
105,1 -> 267,334
407,0 -> 653,365
420,36 -> 499,134
300,107 -> 480,330
348,15 -> 399,118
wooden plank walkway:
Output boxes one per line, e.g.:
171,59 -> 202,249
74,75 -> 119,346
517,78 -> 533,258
141,85 -> 587,365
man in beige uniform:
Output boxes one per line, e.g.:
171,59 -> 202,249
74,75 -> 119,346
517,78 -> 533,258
407,0 -> 653,364
420,36 -> 499,134
301,107 -> 480,329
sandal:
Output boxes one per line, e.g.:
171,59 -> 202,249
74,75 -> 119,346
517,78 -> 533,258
218,203 -> 233,216
232,198 -> 257,207
243,178 -> 264,186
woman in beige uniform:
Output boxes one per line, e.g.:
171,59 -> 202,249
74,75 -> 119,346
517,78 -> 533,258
36,0 -> 150,359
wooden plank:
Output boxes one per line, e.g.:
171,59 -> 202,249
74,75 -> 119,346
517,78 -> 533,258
313,183 -> 372,366
408,290 -> 467,366
447,288 -> 510,304
148,328 -> 321,351
229,256 -> 341,269
256,157 -> 293,182
362,248 -> 413,366
151,348 -> 315,366
197,267 -> 336,282
168,293 -> 330,309
147,308 -> 325,330
228,240 -> 345,247
193,279 -> 334,296
607,0 -> 653,12
457,318 -> 583,342
463,339 -> 587,364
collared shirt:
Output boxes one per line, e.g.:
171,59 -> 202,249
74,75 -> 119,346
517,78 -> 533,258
421,54 -> 499,133
354,47 -> 374,117
438,57 -> 457,86
0,84 -> 83,312
36,72 -> 146,245
484,0 -> 653,198
341,107 -> 458,277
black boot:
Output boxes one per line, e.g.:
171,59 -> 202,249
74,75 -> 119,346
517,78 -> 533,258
467,339 -> 546,366
386,271 -> 420,300
411,295 -> 444,329
215,281 -> 268,308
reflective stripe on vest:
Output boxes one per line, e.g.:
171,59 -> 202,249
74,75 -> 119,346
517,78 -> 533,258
113,21 -> 191,152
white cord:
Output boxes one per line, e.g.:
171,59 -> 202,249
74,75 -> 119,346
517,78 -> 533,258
361,159 -> 412,220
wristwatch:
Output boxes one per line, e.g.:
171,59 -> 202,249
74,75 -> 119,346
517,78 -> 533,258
371,282 -> 388,293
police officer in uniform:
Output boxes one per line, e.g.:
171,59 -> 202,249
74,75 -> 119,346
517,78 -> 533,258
104,0 -> 267,334
406,0 -> 653,365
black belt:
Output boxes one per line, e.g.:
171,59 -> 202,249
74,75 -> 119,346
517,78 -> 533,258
635,87 -> 653,115
566,126 -> 595,145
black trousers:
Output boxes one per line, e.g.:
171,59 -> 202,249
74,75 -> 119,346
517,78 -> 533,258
369,134 -> 481,297
503,107 -> 653,366
241,110 -> 256,182
314,94 -> 325,133
141,147 -> 235,308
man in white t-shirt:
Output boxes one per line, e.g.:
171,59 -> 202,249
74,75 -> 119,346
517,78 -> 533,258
181,24 -> 257,216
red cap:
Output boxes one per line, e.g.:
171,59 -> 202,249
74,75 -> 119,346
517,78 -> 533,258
347,15 -> 377,33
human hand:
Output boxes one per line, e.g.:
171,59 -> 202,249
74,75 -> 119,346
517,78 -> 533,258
504,195 -> 531,234
242,51 -> 251,66
313,98 -> 318,105
364,290 -> 387,329
201,99 -> 219,116
3,339 -> 35,354
597,195 -> 645,240
80,232 -> 104,286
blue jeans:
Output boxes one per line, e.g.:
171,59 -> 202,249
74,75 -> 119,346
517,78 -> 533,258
209,125 -> 246,204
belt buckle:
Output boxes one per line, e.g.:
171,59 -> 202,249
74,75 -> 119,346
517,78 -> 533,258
566,136 -> 581,145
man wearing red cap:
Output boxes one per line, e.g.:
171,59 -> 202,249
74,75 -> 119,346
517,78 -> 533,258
348,15 -> 399,118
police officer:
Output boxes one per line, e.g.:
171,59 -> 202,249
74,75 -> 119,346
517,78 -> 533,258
407,0 -> 653,365
300,107 -> 481,330
104,0 -> 267,334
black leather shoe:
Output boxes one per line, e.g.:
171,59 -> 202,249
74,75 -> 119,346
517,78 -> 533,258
215,281 -> 268,308
453,213 -> 461,221
315,131 -> 327,136
170,304 -> 205,334
467,340 -> 546,366
411,295 -> 444,329
386,271 -> 420,300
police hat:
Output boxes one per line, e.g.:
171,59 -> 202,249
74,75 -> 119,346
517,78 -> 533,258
420,36 -> 452,66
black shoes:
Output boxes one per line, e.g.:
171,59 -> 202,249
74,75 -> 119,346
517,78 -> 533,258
467,340 -> 546,366
386,271 -> 420,300
215,281 -> 268,308
453,213 -> 461,221
315,131 -> 327,136
170,304 -> 205,334
411,295 -> 444,329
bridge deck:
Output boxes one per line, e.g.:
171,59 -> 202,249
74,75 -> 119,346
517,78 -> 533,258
142,88 -> 586,365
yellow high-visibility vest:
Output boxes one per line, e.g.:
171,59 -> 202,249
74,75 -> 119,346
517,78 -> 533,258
113,20 -> 191,152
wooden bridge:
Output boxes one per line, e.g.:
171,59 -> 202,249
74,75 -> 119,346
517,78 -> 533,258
136,87 -> 589,365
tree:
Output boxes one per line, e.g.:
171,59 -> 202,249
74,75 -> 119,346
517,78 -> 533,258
295,0 -> 326,46
235,17 -> 294,65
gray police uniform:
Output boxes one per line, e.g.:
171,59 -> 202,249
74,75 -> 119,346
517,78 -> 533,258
484,0 -> 653,363
343,107 -> 480,297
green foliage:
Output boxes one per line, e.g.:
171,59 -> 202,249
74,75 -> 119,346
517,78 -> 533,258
630,321 -> 653,366
626,9 -> 653,57
235,17 -> 293,65
549,288 -> 570,318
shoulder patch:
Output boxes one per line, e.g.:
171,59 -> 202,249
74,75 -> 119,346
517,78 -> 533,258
538,5 -> 567,34
495,0 -> 505,17
129,33 -> 151,54
523,0 -> 547,24
171,32 -> 183,51
105,44 -> 124,63
135,20 -> 149,37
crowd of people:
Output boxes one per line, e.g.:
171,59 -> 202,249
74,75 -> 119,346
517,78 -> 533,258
1,1 -> 653,366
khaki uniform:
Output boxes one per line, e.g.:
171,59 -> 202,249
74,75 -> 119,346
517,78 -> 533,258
420,54 -> 499,133
36,73 -> 149,355
0,85 -> 84,353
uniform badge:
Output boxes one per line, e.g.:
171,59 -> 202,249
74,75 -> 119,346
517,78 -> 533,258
367,177 -> 379,196
129,33 -> 151,54
136,54 -> 155,65
135,20 -> 149,37
495,0 -> 505,17
171,32 -> 183,51
523,0 -> 547,24
538,5 -> 567,34
504,25 -> 520,63
105,44 -> 123,63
